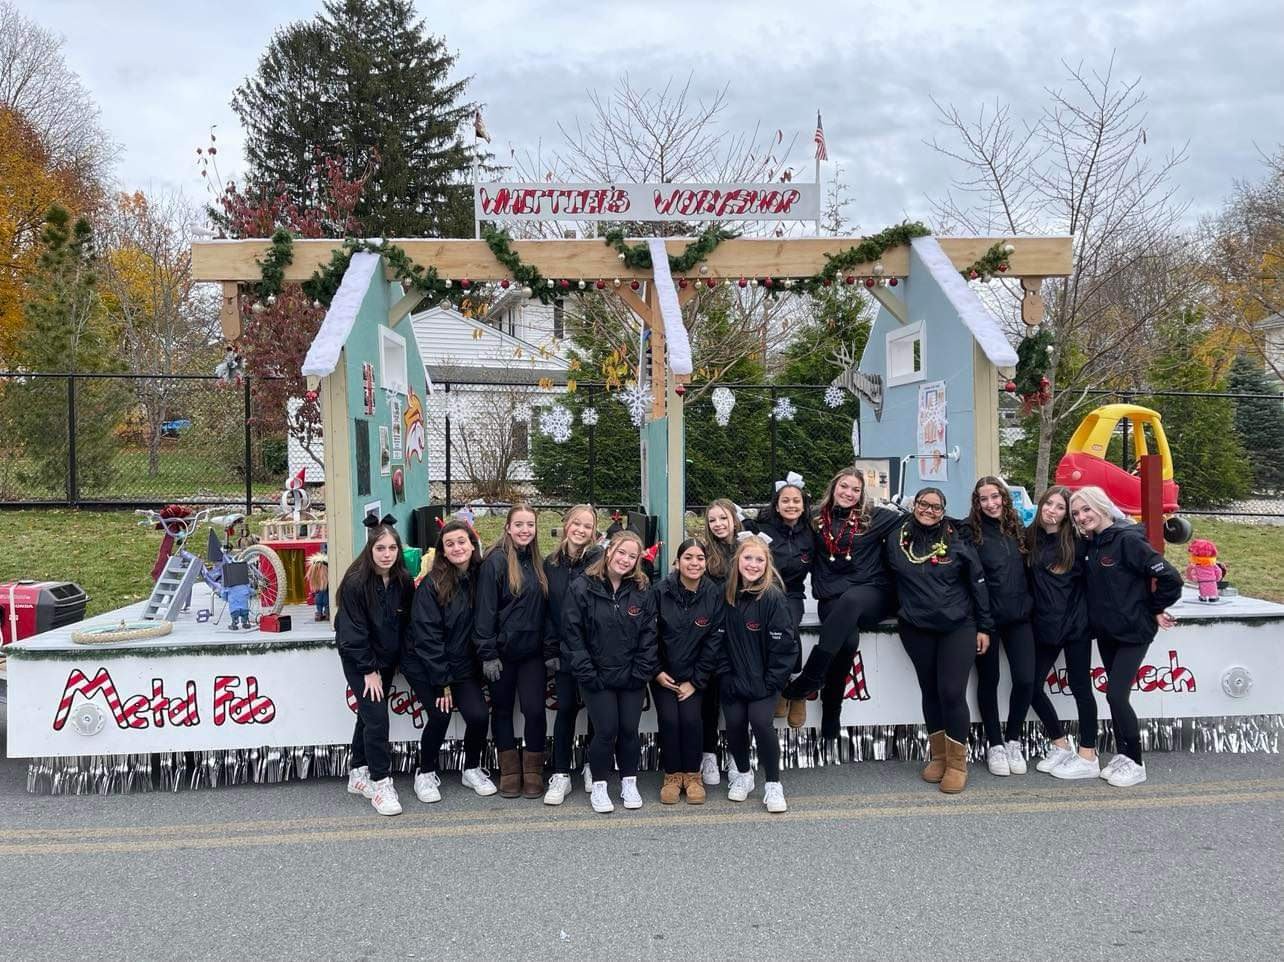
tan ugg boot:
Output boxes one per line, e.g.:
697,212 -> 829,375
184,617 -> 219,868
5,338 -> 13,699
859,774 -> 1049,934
939,736 -> 968,794
921,730 -> 947,783
787,698 -> 808,730
498,749 -> 521,798
522,750 -> 545,799
659,772 -> 683,804
774,695 -> 788,718
683,772 -> 706,804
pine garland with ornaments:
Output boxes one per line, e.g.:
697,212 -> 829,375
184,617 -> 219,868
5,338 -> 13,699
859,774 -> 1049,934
1007,326 -> 1055,412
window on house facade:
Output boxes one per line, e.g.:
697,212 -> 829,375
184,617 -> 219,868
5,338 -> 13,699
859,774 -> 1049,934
886,322 -> 926,387
378,326 -> 409,394
511,417 -> 530,459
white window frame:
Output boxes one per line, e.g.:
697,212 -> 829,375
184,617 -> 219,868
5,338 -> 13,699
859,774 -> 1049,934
886,321 -> 926,387
379,326 -> 409,395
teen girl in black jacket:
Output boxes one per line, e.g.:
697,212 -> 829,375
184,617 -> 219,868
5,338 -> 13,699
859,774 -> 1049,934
562,531 -> 659,814
403,519 -> 498,805
783,467 -> 900,740
335,518 -> 414,817
475,503 -> 549,800
1070,486 -> 1183,788
963,477 -> 1037,778
541,504 -> 602,805
1024,486 -> 1102,780
652,538 -> 725,804
886,489 -> 992,794
697,498 -> 743,787
717,534 -> 796,814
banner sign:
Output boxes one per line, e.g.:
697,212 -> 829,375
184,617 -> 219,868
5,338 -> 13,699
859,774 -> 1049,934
474,182 -> 820,223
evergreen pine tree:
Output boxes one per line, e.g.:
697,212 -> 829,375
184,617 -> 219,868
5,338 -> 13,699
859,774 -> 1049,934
232,0 -> 480,237
1227,353 -> 1284,493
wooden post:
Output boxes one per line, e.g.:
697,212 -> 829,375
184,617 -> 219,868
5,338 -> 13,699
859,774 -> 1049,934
1140,454 -> 1164,551
219,283 -> 241,340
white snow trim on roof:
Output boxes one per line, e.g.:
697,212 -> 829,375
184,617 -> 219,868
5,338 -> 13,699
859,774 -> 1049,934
910,236 -> 1019,367
301,251 -> 382,378
646,238 -> 693,375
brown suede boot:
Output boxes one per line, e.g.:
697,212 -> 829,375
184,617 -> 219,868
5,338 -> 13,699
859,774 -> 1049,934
498,749 -> 521,798
522,750 -> 545,798
787,698 -> 808,730
939,736 -> 968,794
774,695 -> 788,718
921,730 -> 947,783
659,772 -> 683,804
683,773 -> 706,805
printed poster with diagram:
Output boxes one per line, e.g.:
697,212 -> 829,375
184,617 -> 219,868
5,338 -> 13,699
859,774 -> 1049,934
917,380 -> 948,481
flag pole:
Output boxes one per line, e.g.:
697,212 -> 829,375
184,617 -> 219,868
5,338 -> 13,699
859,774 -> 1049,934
814,108 -> 824,234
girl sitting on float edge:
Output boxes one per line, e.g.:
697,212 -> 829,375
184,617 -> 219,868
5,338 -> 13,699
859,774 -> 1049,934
336,516 -> 414,816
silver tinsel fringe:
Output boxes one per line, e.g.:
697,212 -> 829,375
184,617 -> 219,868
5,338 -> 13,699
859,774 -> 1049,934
24,715 -> 1283,795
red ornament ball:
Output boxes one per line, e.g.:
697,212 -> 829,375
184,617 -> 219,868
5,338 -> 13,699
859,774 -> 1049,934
706,278 -> 717,289
998,262 -> 1009,273
863,277 -> 876,288
969,270 -> 979,280
930,556 -> 939,566
844,275 -> 855,285
675,383 -> 686,396
595,279 -> 606,290
888,277 -> 899,287
559,278 -> 570,289
630,279 -> 641,291
763,277 -> 773,288
1004,379 -> 1017,393
737,277 -> 748,288
461,278 -> 472,289
678,278 -> 689,289
304,390 -> 319,402
822,277 -> 833,287
500,279 -> 510,289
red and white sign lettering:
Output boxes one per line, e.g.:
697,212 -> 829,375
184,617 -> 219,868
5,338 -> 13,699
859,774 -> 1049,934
475,182 -> 819,223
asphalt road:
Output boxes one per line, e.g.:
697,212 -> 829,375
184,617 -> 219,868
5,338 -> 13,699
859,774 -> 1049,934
1,719 -> 1279,962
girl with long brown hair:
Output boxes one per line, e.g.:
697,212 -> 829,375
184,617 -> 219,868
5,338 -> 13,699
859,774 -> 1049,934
475,503 -> 550,800
696,498 -> 743,787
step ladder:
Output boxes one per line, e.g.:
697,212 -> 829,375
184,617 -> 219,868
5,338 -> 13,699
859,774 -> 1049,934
142,553 -> 202,621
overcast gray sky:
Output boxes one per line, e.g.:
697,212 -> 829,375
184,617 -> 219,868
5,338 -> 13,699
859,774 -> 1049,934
29,0 -> 1284,229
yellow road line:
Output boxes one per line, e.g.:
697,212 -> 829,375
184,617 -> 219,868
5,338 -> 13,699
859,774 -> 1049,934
2,789 -> 1280,858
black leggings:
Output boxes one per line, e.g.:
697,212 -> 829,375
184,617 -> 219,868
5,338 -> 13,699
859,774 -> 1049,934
701,675 -> 722,754
1098,637 -> 1151,764
584,687 -> 644,781
723,694 -> 780,781
402,670 -> 489,773
488,654 -> 548,752
803,586 -> 893,736
651,681 -> 705,774
343,665 -> 396,781
786,594 -> 804,670
899,621 -> 977,743
975,620 -> 1037,745
1029,637 -> 1099,749
552,670 -> 591,775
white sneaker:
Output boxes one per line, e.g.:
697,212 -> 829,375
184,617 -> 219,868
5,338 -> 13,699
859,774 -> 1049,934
727,754 -> 742,784
413,770 -> 442,803
986,745 -> 1010,776
1036,745 -> 1076,773
347,765 -> 374,798
727,772 -> 755,802
700,752 -> 721,786
1107,757 -> 1147,788
1100,754 -> 1129,780
590,780 -> 614,813
1005,740 -> 1028,775
1050,753 -> 1101,780
763,781 -> 787,814
370,777 -> 402,816
620,776 -> 643,809
544,773 -> 572,806
582,763 -> 594,794
461,767 -> 498,797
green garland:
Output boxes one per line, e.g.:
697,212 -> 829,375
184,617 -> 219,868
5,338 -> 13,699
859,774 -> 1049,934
961,241 -> 1014,282
1013,326 -> 1055,406
253,227 -> 295,303
602,225 -> 740,272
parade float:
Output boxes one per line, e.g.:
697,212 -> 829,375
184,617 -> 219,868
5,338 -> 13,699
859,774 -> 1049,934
6,186 -> 1281,794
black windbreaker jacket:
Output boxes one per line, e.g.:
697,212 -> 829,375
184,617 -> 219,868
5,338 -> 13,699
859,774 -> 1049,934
474,546 -> 548,663
811,505 -> 901,601
717,586 -> 797,701
1083,522 -> 1183,646
405,569 -> 478,693
335,576 -> 410,674
885,517 -> 994,634
654,572 -> 725,689
1029,529 -> 1090,647
757,516 -> 814,598
542,545 -> 602,662
962,516 -> 1033,627
561,575 -> 659,692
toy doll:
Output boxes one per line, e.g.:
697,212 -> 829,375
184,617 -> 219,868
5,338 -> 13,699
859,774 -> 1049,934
1185,539 -> 1224,603
306,551 -> 330,621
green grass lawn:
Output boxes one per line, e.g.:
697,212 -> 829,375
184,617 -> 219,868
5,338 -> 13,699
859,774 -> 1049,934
2,509 -> 1280,620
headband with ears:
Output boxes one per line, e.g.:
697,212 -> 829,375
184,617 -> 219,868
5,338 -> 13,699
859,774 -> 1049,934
363,513 -> 397,529
775,471 -> 804,492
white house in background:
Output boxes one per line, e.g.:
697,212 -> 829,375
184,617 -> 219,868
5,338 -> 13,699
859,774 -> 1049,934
1257,312 -> 1284,382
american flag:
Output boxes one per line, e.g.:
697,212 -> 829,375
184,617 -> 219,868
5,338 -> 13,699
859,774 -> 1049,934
814,111 -> 828,161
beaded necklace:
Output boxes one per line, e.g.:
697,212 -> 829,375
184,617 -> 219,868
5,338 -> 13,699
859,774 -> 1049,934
820,506 -> 862,562
899,524 -> 949,565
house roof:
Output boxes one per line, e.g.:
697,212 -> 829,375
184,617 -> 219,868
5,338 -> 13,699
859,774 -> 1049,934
412,302 -> 571,371
301,251 -> 382,379
911,236 -> 1020,367
1256,312 -> 1284,331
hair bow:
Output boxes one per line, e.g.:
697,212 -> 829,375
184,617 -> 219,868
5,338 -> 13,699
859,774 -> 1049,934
363,512 -> 397,529
737,530 -> 772,546
775,471 -> 805,492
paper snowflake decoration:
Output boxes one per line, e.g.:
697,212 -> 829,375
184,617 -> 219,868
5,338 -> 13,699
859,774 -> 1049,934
511,399 -> 534,422
772,396 -> 797,421
711,386 -> 736,427
823,384 -> 846,409
539,403 -> 574,443
617,382 -> 652,427
580,407 -> 600,427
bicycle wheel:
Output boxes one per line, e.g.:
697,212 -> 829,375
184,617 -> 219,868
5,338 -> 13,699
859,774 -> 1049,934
234,544 -> 287,616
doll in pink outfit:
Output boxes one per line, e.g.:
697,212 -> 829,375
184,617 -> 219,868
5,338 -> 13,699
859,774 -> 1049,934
1185,539 -> 1224,603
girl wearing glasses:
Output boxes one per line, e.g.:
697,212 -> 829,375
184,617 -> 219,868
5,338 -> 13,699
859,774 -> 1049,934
886,488 -> 993,793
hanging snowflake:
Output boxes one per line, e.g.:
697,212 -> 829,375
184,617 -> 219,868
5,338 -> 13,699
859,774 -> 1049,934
617,382 -> 652,427
823,384 -> 846,409
511,398 -> 534,422
773,396 -> 797,421
712,386 -> 736,427
539,403 -> 574,443
580,407 -> 600,427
